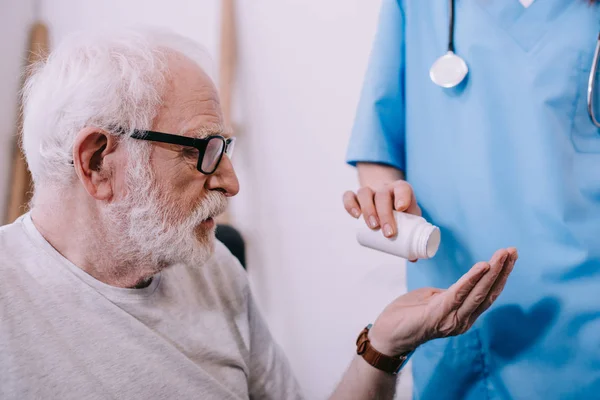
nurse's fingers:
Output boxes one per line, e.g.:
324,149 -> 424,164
468,248 -> 518,324
356,187 -> 379,230
343,191 -> 362,218
392,182 -> 422,216
392,182 -> 412,212
375,187 -> 397,238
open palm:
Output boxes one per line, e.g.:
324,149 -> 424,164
368,248 -> 518,356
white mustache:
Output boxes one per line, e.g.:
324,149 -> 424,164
191,191 -> 228,224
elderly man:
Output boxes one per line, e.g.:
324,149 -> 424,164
0,29 -> 517,400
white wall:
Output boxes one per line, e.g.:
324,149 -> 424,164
232,2 -> 412,398
2,1 -> 412,398
0,0 -> 35,219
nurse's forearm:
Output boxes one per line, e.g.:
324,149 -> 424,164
357,162 -> 405,189
329,355 -> 397,400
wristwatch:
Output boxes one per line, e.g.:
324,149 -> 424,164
356,324 -> 414,375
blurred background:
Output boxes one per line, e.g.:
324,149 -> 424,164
0,0 -> 412,398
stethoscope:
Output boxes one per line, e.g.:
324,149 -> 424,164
587,33 -> 600,128
429,0 -> 468,89
430,0 -> 600,129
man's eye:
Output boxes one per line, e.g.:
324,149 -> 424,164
182,147 -> 199,160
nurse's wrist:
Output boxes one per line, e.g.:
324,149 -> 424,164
357,162 -> 405,188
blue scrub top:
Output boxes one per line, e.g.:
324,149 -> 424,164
347,1 -> 600,399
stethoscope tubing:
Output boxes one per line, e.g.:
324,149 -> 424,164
588,33 -> 600,128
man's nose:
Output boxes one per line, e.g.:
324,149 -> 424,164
205,155 -> 240,197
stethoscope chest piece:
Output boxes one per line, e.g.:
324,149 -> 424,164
430,51 -> 468,88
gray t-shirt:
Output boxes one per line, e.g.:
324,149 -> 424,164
0,214 -> 304,400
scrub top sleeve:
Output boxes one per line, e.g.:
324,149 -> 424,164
346,0 -> 406,172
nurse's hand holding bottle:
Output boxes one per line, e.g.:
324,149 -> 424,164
343,163 -> 421,260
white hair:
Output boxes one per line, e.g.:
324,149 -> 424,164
21,27 -> 214,200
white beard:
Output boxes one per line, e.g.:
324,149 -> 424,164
102,156 -> 227,271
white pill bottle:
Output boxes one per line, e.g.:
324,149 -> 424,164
356,211 -> 441,260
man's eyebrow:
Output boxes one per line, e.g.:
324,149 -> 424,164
187,125 -> 232,139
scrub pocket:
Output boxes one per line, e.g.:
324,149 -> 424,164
412,328 -> 489,400
570,46 -> 600,153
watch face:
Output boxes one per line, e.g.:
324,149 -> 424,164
394,350 -> 415,374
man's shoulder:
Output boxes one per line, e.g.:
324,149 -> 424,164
212,239 -> 246,274
0,217 -> 25,236
0,217 -> 37,301
204,239 -> 249,293
166,239 -> 250,311
0,217 -> 31,265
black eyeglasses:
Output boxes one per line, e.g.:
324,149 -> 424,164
130,129 -> 236,175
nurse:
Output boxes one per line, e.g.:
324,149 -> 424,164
344,0 -> 600,399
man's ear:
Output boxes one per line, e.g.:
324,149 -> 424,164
72,127 -> 120,201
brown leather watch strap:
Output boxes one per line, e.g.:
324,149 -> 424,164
356,324 -> 412,375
